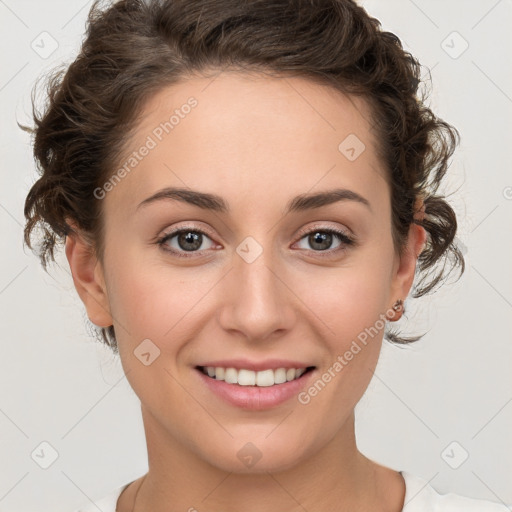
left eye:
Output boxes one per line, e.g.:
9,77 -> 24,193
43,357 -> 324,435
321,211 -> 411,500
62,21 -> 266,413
294,228 -> 354,252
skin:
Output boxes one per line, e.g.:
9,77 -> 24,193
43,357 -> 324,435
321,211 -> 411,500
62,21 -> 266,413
65,71 -> 426,512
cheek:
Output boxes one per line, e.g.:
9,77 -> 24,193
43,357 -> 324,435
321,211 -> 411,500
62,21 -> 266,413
292,257 -> 390,339
297,288 -> 385,434
105,262 -> 201,408
291,260 -> 389,398
105,257 -> 196,336
104,257 -> 220,381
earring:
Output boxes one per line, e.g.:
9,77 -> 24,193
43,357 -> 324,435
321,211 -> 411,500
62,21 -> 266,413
387,299 -> 404,321
392,299 -> 403,312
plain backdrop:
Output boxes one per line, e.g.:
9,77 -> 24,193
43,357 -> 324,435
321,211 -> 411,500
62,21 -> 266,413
0,0 -> 511,510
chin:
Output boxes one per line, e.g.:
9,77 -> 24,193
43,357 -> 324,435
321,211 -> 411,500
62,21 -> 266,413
192,432 -> 314,475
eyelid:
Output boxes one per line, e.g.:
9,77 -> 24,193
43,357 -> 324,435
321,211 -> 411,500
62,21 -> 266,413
157,221 -> 216,241
294,221 -> 354,241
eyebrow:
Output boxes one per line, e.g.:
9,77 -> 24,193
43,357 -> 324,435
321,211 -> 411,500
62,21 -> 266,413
136,186 -> 372,214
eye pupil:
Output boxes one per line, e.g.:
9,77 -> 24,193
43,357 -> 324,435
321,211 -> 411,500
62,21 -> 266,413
309,231 -> 332,251
178,231 -> 202,251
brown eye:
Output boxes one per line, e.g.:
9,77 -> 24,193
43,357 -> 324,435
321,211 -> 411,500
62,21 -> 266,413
306,231 -> 337,251
294,227 -> 355,257
157,227 -> 217,258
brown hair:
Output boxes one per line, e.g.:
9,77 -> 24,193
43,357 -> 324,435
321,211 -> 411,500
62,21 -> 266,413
21,0 -> 465,352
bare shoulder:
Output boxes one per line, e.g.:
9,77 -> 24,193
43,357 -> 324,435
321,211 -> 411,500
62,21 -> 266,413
115,476 -> 144,512
375,464 -> 407,512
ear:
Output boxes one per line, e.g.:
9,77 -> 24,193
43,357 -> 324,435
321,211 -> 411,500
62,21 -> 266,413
388,199 -> 427,314
64,225 -> 113,328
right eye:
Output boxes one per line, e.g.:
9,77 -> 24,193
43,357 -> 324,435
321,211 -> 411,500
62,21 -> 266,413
156,227 -> 219,258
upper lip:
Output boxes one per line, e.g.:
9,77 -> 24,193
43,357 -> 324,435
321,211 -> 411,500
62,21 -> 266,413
196,359 -> 315,372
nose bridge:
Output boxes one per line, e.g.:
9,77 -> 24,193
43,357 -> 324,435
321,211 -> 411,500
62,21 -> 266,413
219,235 -> 294,340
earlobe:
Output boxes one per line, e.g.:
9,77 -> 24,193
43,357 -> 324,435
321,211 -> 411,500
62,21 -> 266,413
64,230 -> 113,328
388,221 -> 427,320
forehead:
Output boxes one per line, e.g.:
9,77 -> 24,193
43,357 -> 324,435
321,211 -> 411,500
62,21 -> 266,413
105,71 -> 388,216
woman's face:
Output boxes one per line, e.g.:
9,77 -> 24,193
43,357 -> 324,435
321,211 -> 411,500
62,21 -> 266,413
71,71 -> 423,473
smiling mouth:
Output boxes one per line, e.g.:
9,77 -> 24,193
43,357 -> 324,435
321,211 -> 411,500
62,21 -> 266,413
196,366 -> 316,387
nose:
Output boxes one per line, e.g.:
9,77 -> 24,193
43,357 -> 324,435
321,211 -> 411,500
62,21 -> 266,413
218,243 -> 296,342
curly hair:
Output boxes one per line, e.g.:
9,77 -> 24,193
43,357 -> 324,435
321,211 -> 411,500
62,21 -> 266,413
21,0 -> 465,352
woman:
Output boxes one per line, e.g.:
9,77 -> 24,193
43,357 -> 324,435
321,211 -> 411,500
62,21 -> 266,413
22,0 -> 509,511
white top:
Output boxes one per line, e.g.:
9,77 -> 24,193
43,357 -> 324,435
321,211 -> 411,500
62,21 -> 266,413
75,471 -> 511,511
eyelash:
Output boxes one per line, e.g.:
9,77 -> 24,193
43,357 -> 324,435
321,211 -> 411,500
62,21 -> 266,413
155,224 -> 356,259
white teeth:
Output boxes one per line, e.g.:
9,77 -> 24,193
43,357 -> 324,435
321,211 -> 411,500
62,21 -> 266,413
224,367 -> 238,384
256,369 -> 274,387
201,366 -> 310,386
274,368 -> 287,384
238,369 -> 256,386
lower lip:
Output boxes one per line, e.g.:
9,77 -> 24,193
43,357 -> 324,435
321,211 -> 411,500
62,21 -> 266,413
195,368 -> 315,410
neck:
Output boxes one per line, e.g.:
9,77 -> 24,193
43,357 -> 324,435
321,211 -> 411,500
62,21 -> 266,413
131,405 -> 400,512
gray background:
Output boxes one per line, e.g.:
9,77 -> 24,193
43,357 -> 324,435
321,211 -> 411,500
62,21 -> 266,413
0,0 -> 511,510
